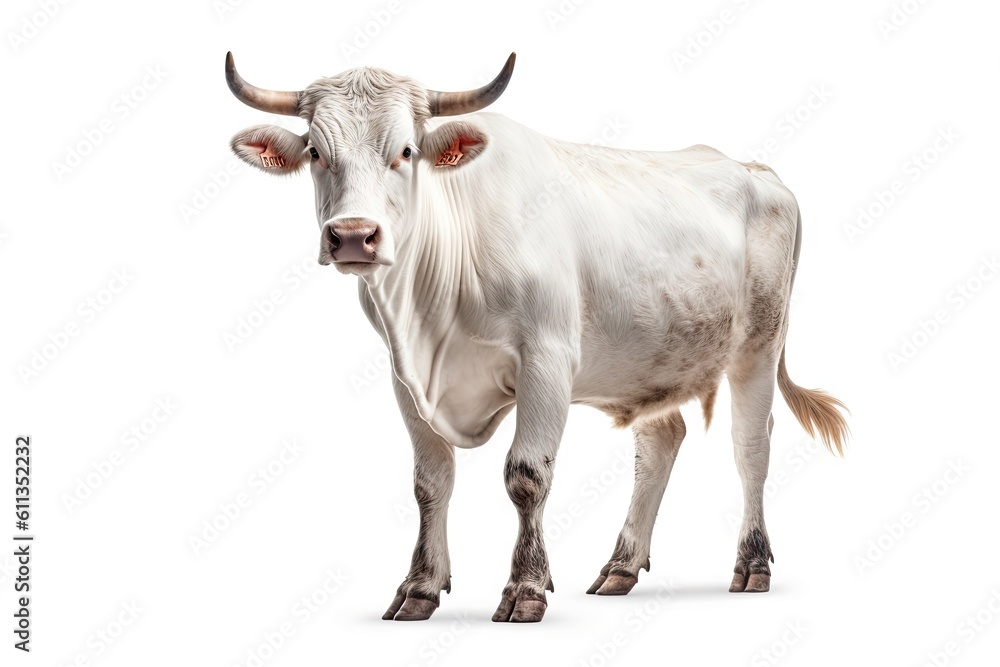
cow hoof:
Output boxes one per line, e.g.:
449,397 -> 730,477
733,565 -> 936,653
745,573 -> 770,592
382,593 -> 438,621
587,561 -> 643,595
593,572 -> 638,596
729,569 -> 770,593
492,584 -> 548,623
586,573 -> 607,595
493,596 -> 546,623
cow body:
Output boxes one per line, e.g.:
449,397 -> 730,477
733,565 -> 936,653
226,53 -> 848,623
357,113 -> 795,448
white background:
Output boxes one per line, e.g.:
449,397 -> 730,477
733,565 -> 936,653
3,0 -> 1000,665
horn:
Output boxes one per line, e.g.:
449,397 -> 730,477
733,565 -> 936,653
427,52 -> 516,117
225,52 -> 301,116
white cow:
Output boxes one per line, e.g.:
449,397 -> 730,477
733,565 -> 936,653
225,52 -> 848,622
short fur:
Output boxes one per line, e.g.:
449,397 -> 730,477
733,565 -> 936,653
227,56 -> 850,622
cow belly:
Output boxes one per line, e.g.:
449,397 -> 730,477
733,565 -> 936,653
574,348 -> 727,428
571,266 -> 741,428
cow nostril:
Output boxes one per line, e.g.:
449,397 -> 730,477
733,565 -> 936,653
365,230 -> 377,247
326,226 -> 341,250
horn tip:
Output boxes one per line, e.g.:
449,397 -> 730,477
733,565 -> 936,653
224,52 -> 239,95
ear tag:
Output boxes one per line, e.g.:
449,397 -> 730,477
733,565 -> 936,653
259,146 -> 286,169
436,138 -> 464,167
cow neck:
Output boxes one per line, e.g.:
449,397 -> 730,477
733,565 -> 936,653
362,176 -> 482,426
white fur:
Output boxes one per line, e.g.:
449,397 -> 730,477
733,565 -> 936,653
230,64 -> 809,617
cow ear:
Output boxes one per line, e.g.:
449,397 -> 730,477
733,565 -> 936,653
230,124 -> 308,175
419,121 -> 488,169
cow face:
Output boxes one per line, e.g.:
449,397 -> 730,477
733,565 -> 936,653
226,53 -> 515,281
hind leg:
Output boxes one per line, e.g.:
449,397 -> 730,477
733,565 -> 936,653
728,356 -> 778,593
588,410 -> 686,595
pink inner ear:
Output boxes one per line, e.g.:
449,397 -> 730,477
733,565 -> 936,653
436,135 -> 481,167
247,141 -> 287,169
245,141 -> 274,156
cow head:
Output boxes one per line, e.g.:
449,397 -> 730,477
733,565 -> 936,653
226,52 -> 515,280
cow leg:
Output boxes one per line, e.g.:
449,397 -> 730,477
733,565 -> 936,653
383,377 -> 455,621
492,345 -> 574,623
588,410 -> 686,595
728,357 -> 777,593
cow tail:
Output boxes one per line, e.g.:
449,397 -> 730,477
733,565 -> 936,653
777,349 -> 849,456
776,207 -> 849,456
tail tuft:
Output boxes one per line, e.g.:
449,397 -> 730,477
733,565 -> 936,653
776,349 -> 850,456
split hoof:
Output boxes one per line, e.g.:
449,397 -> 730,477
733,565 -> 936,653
492,589 -> 548,622
382,591 -> 438,621
591,573 -> 638,596
730,568 -> 770,593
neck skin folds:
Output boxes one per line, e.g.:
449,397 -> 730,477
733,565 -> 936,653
359,168 -> 488,428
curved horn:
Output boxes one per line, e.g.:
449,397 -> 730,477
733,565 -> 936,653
427,52 -> 516,117
225,52 -> 301,116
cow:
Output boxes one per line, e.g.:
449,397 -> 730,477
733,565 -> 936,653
224,51 -> 849,623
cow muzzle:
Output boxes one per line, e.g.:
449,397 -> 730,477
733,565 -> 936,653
320,218 -> 391,268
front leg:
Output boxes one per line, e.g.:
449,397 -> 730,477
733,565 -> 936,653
382,376 -> 455,621
493,343 -> 574,623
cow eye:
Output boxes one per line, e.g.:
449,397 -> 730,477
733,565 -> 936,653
309,147 -> 319,159
401,147 -> 412,159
